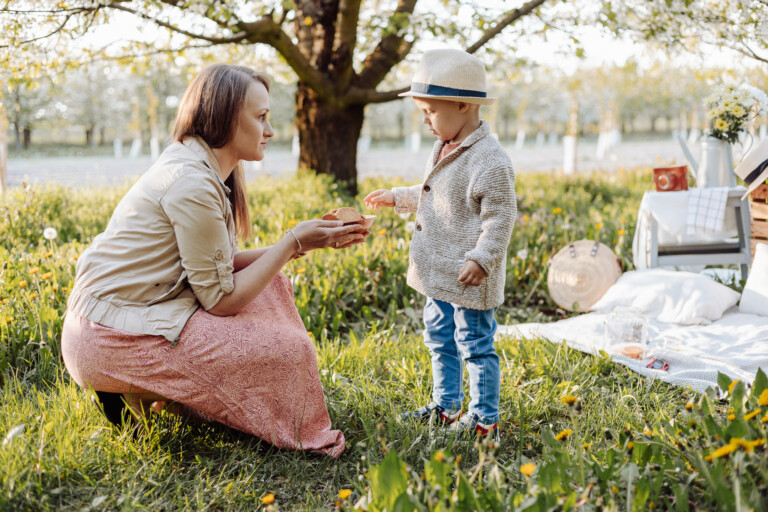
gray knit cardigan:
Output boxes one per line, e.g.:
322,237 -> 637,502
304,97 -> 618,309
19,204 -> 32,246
392,121 -> 517,310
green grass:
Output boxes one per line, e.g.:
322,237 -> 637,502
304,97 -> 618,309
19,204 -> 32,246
1,170 -> 767,511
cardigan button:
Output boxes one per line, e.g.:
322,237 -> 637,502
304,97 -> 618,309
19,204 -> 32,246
423,185 -> 430,192
416,224 -> 422,231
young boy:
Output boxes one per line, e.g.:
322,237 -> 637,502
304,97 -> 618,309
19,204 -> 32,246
364,49 -> 516,439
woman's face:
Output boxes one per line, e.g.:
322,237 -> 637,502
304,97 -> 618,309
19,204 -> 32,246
231,80 -> 274,162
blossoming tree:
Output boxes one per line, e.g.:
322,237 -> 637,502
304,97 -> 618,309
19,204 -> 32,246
1,0 -> 558,194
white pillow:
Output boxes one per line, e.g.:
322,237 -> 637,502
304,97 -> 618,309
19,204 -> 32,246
591,269 -> 741,325
740,243 -> 768,316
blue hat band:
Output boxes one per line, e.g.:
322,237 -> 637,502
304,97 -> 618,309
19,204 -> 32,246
744,159 -> 768,185
410,82 -> 487,98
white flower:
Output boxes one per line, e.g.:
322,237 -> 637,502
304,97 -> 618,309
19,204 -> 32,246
516,249 -> 529,260
398,213 -> 411,220
561,223 -> 571,230
405,221 -> 416,232
43,227 -> 57,240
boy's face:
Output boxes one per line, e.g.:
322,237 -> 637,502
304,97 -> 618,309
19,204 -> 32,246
413,97 -> 469,143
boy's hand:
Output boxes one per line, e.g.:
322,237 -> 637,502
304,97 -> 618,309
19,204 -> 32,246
364,189 -> 395,210
458,260 -> 487,286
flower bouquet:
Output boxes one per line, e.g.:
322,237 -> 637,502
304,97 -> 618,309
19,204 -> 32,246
705,85 -> 768,144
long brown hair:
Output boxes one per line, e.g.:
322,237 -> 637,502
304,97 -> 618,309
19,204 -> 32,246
172,64 -> 271,241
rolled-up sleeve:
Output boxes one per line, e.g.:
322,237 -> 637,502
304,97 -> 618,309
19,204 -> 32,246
160,170 -> 235,310
393,184 -> 422,214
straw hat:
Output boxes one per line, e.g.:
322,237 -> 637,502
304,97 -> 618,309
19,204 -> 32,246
547,240 -> 622,312
734,137 -> 768,199
399,49 -> 496,105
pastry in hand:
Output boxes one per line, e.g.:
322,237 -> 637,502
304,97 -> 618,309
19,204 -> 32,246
322,207 -> 376,230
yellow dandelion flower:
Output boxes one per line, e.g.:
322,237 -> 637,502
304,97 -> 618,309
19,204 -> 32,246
520,462 -> 536,476
595,223 -> 603,230
338,489 -> 352,500
758,389 -> 768,406
582,442 -> 593,450
19,280 -> 27,289
523,215 -> 531,222
43,251 -> 53,258
5,317 -> 12,323
29,267 -> 39,275
685,403 -> 693,410
728,414 -> 736,421
303,15 -> 313,25
261,493 -> 275,504
627,441 -> 634,450
709,443 -> 737,459
729,380 -> 740,394
62,287 -> 68,292
644,429 -> 653,436
745,409 -> 761,421
41,272 -> 52,280
728,408 -> 734,414
561,395 -> 577,405
611,486 -> 619,493
29,293 -> 37,300
377,228 -> 387,236
555,429 -> 573,441
455,454 -> 462,464
762,415 -> 768,423
295,267 -> 306,274
288,219 -> 297,227
617,229 -> 625,236
434,450 -> 445,462
52,284 -> 58,291
552,207 -> 562,214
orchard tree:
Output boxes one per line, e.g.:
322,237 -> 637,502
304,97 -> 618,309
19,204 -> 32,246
1,0 -> 570,193
600,0 -> 768,65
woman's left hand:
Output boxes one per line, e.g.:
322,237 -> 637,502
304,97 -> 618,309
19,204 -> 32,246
291,219 -> 369,252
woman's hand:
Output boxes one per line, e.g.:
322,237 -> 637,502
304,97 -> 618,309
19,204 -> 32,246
364,189 -> 395,210
290,219 -> 369,252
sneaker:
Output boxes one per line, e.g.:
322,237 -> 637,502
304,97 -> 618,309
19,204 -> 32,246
448,412 -> 500,442
400,401 -> 462,425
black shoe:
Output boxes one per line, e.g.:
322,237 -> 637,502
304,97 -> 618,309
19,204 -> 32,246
92,391 -> 127,426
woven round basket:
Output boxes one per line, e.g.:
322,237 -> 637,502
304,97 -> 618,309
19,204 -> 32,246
547,240 -> 622,312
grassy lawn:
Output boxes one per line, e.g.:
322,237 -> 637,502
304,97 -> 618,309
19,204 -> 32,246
1,170 -> 767,511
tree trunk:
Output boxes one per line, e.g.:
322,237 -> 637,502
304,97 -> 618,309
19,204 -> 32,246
86,126 -> 94,146
23,126 -> 31,149
14,123 -> 21,152
295,83 -> 363,195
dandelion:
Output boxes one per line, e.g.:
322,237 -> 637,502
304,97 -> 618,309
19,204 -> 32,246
728,414 -> 736,421
295,268 -> 306,274
728,380 -> 740,394
522,215 -> 530,222
376,228 -> 386,236
41,272 -> 52,280
29,267 -> 39,275
561,395 -> 577,405
595,223 -> 603,230
43,227 -> 57,240
19,280 -> 27,289
762,415 -> 768,423
288,219 -> 297,227
611,486 -> 619,493
552,207 -> 562,214
405,221 -> 415,232
745,409 -> 761,421
709,443 -> 737,459
338,489 -> 352,500
520,462 -> 536,476
582,442 -> 593,450
29,293 -> 37,300
617,229 -> 625,236
303,15 -> 313,25
5,317 -> 12,324
261,493 -> 275,504
555,429 -> 572,441
627,441 -> 634,450
43,251 -> 53,258
644,429 -> 653,436
434,450 -> 445,463
685,403 -> 693,410
758,389 -> 768,406
516,249 -> 528,260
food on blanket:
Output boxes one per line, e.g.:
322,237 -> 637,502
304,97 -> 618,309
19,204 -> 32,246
618,344 -> 644,359
322,207 -> 376,230
548,240 -> 622,312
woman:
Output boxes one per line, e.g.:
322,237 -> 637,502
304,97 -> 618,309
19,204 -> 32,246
61,64 -> 365,458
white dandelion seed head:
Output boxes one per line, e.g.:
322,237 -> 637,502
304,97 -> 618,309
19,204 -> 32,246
43,227 -> 57,240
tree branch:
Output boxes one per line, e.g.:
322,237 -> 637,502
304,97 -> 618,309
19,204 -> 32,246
356,0 -> 417,89
723,40 -> 768,65
3,12 -> 76,46
344,85 -> 410,105
466,0 -> 549,54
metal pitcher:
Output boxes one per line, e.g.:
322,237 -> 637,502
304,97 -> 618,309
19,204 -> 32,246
677,134 -> 736,188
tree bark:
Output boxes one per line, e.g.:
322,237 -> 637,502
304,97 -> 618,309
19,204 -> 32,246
14,123 -> 21,152
23,127 -> 31,149
86,126 -> 94,146
295,83 -> 364,195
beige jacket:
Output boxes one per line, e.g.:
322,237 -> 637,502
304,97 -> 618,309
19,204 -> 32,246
392,121 -> 516,310
67,137 -> 237,343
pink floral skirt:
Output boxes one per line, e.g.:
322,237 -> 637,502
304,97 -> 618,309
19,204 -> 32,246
61,273 -> 344,458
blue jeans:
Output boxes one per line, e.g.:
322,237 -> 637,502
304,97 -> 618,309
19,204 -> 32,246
422,297 -> 500,424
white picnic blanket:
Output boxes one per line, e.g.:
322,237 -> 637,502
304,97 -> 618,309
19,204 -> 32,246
497,309 -> 768,393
